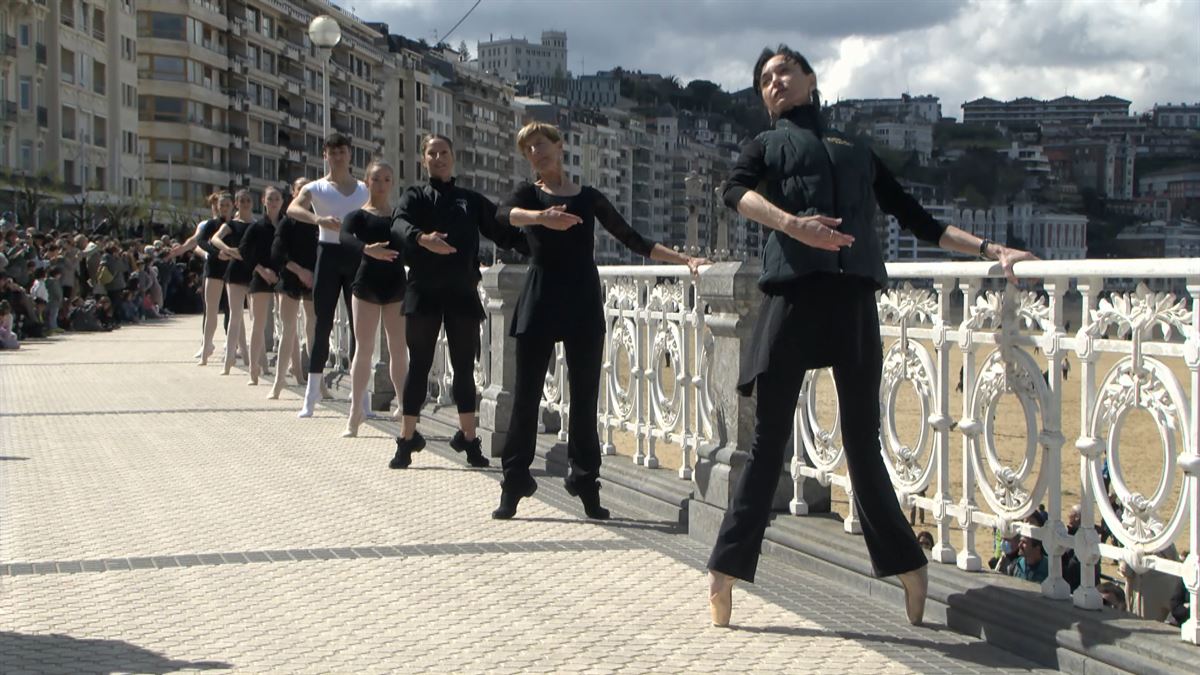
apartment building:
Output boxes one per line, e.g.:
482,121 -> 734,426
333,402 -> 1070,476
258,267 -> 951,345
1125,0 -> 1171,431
0,0 -> 139,200
478,30 -> 566,84
134,0 -> 398,214
961,95 -> 1131,128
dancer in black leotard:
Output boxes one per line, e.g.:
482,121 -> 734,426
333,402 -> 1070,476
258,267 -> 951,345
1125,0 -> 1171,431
286,134 -> 367,418
168,192 -> 236,365
211,189 -> 255,376
340,161 -> 407,438
388,134 -> 530,470
491,122 -> 708,520
270,177 -> 318,400
239,186 -> 283,386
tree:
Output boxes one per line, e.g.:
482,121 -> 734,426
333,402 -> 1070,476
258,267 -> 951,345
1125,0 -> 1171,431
458,40 -> 470,61
1,169 -> 60,229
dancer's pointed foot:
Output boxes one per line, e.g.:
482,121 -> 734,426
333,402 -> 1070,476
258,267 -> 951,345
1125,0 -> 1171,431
298,373 -> 321,418
897,564 -> 928,626
267,385 -> 282,400
450,430 -> 490,468
491,482 -> 537,520
564,480 -> 609,520
708,570 -> 735,627
342,410 -> 364,438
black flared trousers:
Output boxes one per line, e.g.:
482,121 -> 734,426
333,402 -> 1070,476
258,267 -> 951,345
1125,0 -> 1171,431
707,322 -> 926,582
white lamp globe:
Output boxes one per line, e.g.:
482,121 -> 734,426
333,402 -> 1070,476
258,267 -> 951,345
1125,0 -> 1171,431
308,15 -> 342,49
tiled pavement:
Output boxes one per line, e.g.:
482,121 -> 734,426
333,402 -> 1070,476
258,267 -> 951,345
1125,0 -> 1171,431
0,317 -> 1054,674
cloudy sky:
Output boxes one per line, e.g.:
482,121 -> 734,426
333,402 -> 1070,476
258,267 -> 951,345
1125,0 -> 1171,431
352,0 -> 1199,117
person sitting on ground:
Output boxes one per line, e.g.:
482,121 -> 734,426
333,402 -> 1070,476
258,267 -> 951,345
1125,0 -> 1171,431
990,532 -> 1021,576
916,531 -> 934,551
1097,580 -> 1126,612
1121,544 -> 1180,622
1010,535 -> 1049,583
1168,572 -> 1190,627
0,300 -> 18,349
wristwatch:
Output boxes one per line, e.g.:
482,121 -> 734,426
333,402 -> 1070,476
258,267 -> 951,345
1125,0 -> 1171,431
978,238 -> 992,260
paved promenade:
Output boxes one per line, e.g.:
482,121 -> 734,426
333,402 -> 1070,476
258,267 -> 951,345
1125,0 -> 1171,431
0,316 -> 1051,674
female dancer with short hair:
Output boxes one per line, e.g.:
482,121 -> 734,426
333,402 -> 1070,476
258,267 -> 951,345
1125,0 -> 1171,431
239,186 -> 284,386
491,122 -> 708,520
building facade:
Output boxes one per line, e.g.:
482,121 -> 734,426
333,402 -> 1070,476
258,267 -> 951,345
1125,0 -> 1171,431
477,30 -> 566,83
962,95 -> 1131,128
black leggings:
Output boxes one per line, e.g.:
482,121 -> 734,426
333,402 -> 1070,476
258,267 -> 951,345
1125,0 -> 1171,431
706,335 -> 926,583
309,243 -> 357,374
500,331 -> 604,494
402,312 -> 480,416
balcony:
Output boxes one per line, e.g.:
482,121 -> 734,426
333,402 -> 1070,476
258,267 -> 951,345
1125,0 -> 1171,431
285,148 -> 302,163
230,136 -> 244,149
35,43 -> 46,66
0,35 -> 14,61
37,105 -> 47,127
283,44 -> 301,62
283,79 -> 301,96
1,100 -> 16,125
228,94 -> 249,112
283,113 -> 302,130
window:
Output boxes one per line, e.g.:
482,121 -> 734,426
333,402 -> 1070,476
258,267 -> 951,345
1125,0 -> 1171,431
18,77 -> 31,111
152,139 -> 184,162
60,47 -> 76,84
137,12 -> 185,40
18,24 -> 29,47
61,106 -> 76,140
122,84 -> 136,108
94,116 -> 106,148
122,36 -> 135,61
139,95 -> 185,122
20,141 -> 32,171
261,120 -> 277,143
93,61 -> 106,94
149,55 -> 185,81
123,131 -> 136,154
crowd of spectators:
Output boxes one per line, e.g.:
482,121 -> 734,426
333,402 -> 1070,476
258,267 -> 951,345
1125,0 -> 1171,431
0,216 -> 207,348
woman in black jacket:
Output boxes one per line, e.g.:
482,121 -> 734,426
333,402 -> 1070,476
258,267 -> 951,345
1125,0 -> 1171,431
389,134 -> 530,469
238,186 -> 283,386
491,122 -> 708,521
269,177 -> 318,399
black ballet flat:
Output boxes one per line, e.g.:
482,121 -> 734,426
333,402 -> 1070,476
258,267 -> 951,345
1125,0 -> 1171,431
492,483 -> 537,520
388,431 -> 426,469
450,431 -> 491,468
564,481 -> 610,520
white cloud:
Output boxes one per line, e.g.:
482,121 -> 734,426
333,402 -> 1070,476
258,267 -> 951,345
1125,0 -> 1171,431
356,0 -> 1200,116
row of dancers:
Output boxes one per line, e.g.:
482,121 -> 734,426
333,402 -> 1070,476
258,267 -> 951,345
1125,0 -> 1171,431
169,44 -> 1039,630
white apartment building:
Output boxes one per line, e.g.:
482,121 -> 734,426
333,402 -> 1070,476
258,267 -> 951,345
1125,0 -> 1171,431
869,121 -> 932,165
477,30 -> 566,83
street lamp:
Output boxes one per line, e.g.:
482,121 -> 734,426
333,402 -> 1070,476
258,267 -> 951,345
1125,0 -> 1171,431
307,15 -> 342,151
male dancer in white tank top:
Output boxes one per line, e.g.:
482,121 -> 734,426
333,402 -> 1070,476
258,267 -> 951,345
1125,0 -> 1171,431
286,134 -> 369,418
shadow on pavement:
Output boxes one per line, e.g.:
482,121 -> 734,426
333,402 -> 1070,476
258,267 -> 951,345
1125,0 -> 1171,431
516,515 -> 684,534
0,456 -> 29,461
0,632 -> 231,674
729,624 -> 1033,670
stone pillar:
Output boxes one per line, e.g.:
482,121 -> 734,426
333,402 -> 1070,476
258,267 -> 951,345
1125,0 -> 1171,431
689,262 -> 830,542
478,263 -> 527,457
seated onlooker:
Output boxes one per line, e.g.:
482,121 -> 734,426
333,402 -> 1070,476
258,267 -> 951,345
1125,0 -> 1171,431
1168,575 -> 1190,627
1061,504 -> 1100,592
1122,545 -> 1181,622
990,532 -> 1022,576
1098,580 -> 1127,612
1011,535 -> 1049,583
916,530 -> 934,551
0,300 -> 18,349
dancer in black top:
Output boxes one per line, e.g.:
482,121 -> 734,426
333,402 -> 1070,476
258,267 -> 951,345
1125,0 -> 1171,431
491,122 -> 708,520
704,45 -> 1037,628
340,161 -> 407,438
239,186 -> 283,386
211,189 -> 256,377
389,134 -> 530,469
168,192 -> 234,365
286,134 -> 368,418
269,177 -> 318,399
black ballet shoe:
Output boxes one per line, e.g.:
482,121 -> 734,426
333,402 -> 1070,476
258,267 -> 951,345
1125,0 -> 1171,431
564,480 -> 610,520
450,431 -> 490,468
388,431 -> 426,469
491,483 -> 537,520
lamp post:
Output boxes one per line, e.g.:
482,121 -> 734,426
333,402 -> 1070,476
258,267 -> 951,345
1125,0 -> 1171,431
307,14 -> 342,165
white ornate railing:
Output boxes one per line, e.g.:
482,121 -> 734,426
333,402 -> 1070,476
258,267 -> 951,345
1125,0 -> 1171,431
791,259 -> 1200,644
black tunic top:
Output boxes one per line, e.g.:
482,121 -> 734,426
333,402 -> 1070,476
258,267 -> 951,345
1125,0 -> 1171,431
271,215 -> 318,297
221,218 -> 254,285
393,178 -> 529,318
240,216 -> 278,293
498,183 -> 656,339
343,208 -> 406,305
723,105 -> 947,396
197,218 -> 228,279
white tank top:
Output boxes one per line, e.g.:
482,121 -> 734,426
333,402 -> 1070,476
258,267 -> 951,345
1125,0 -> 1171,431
307,177 -> 369,244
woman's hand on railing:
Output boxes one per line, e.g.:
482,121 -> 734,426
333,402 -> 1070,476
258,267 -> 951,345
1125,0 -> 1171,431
994,246 -> 1039,285
419,232 -> 457,255
364,242 -> 399,262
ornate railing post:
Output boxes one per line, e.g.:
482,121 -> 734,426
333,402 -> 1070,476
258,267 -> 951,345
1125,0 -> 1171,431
1073,275 -> 1104,611
478,263 -> 527,457
956,276 -> 984,572
1182,279 -> 1200,644
929,278 -> 957,564
1039,278 -> 1071,600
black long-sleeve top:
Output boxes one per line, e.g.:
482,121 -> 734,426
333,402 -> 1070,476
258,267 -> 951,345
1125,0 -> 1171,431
393,177 -> 529,317
497,182 -> 656,339
270,215 -> 318,273
196,218 -> 222,257
343,207 -> 405,289
239,216 -> 279,275
221,218 -> 254,283
721,106 -> 946,245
